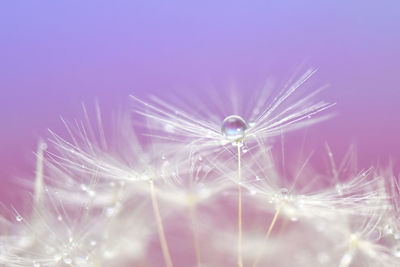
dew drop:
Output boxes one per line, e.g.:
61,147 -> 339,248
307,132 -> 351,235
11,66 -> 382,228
164,124 -> 175,133
105,207 -> 116,217
63,257 -> 72,265
232,140 -> 244,147
221,115 -> 248,142
280,188 -> 289,200
335,184 -> 343,195
393,245 -> 400,257
339,252 -> 353,266
241,145 -> 249,153
384,224 -> 394,235
80,184 -> 87,191
57,215 -> 63,221
16,215 -> 23,222
39,142 -> 48,150
54,254 -> 62,262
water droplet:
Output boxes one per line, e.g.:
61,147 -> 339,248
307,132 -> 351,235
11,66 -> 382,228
232,140 -> 244,147
164,124 -> 175,133
241,145 -> 249,153
221,115 -> 248,142
57,215 -> 63,221
280,188 -> 289,200
393,245 -> 400,257
384,224 -> 394,235
33,262 -> 41,267
16,215 -> 23,222
63,257 -> 72,265
105,207 -> 116,217
335,184 -> 343,195
255,176 -> 261,181
54,254 -> 62,262
339,251 -> 353,266
90,240 -> 97,246
290,216 -> 298,222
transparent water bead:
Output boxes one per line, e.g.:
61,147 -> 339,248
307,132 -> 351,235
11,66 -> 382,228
280,188 -> 289,200
63,258 -> 72,265
221,115 -> 248,142
393,245 -> 400,257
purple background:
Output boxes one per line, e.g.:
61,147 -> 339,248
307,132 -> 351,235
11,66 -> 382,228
1,1 -> 400,188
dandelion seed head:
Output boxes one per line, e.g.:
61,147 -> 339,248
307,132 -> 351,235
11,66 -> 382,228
221,115 -> 248,142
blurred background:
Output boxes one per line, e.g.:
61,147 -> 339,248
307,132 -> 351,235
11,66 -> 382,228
1,1 -> 399,198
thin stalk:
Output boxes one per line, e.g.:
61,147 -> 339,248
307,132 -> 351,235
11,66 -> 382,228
149,180 -> 173,267
252,205 -> 282,267
34,141 -> 46,206
188,197 -> 201,266
338,235 -> 358,267
237,142 -> 243,267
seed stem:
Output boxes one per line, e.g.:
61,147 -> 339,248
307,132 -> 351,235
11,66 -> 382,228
188,197 -> 201,266
237,142 -> 243,267
252,205 -> 282,267
34,141 -> 46,206
149,180 -> 173,267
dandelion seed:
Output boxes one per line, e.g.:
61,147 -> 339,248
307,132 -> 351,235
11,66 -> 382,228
131,69 -> 335,154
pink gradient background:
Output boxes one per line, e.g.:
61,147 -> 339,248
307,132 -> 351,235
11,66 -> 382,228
1,1 -> 399,200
